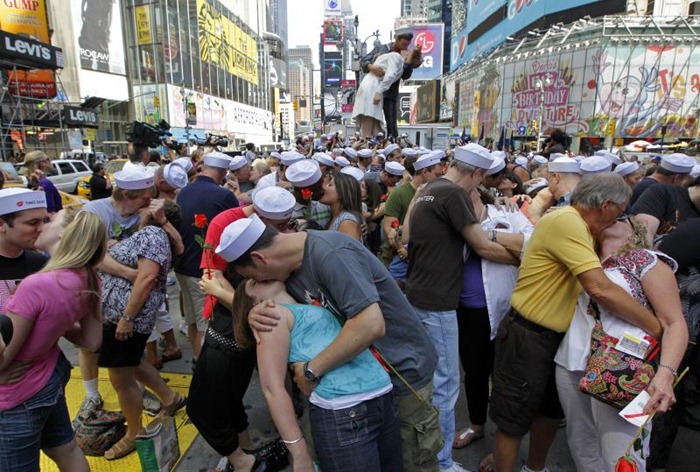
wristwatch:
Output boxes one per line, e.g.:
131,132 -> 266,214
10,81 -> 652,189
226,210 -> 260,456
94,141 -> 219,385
303,361 -> 320,382
122,315 -> 135,322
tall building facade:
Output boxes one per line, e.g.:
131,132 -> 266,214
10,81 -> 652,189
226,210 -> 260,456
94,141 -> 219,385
288,54 -> 312,125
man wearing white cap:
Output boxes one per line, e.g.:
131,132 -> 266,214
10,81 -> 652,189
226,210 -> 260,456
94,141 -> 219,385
404,143 -> 518,472
483,155 -> 508,189
357,148 -> 374,173
285,160 -> 332,230
594,149 -> 622,166
631,153 -> 696,205
343,147 -> 358,162
229,155 -> 254,194
175,151 -> 239,361
255,151 -> 303,190
379,161 -> 405,196
383,153 -> 443,286
512,155 -> 531,182
154,163 -> 189,200
580,155 -> 613,174
312,152 -> 335,176
172,157 -> 197,180
613,161 -> 644,190
632,170 -> 700,245
334,156 -> 350,169
382,143 -> 403,163
547,156 -> 581,208
218,215 -> 440,472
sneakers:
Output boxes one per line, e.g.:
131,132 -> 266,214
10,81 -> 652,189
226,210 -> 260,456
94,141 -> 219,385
178,320 -> 188,337
441,462 -> 475,472
143,389 -> 163,417
72,394 -> 103,429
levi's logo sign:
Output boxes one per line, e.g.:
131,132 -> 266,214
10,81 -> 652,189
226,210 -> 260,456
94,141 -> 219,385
4,36 -> 51,60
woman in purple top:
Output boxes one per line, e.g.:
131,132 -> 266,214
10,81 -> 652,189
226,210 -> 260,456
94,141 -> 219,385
23,151 -> 63,215
0,212 -> 105,471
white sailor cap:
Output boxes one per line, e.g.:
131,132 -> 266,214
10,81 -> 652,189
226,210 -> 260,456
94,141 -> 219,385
358,149 -> 373,159
613,162 -> 641,177
533,155 -> 548,165
269,151 -> 282,160
428,149 -> 446,160
514,156 -> 528,166
313,153 -> 335,167
690,164 -> 700,179
595,150 -> 622,166
580,155 -> 613,174
203,151 -> 232,169
340,166 -> 365,182
172,157 -> 193,172
162,163 -> 188,190
382,143 -> 400,157
660,153 -> 696,173
215,214 -> 266,262
280,151 -> 305,167
454,143 -> 494,169
335,156 -> 350,168
572,155 -> 585,163
343,148 -> 358,160
548,157 -> 581,174
491,150 -> 507,160
402,148 -> 418,158
525,178 -> 549,195
229,155 -> 248,171
384,161 -> 405,176
0,188 -> 47,216
394,25 -> 413,38
414,153 -> 442,171
252,186 -> 296,220
486,156 -> 506,176
549,153 -> 567,160
286,160 -> 322,188
114,166 -> 156,190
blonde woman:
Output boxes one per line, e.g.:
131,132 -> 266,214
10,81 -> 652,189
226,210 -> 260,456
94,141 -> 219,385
22,151 -> 62,215
0,212 -> 105,471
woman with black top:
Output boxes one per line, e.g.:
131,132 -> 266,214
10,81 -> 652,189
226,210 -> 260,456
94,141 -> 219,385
190,269 -> 286,472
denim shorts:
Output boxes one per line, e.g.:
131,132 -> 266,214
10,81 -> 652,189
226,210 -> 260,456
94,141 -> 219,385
387,255 -> 409,283
0,352 -> 74,470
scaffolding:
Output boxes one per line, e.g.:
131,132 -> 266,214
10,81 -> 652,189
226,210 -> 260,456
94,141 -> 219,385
0,58 -> 70,161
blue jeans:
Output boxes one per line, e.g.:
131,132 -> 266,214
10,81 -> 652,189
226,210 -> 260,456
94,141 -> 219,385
309,392 -> 403,472
387,255 -> 409,283
413,307 -> 460,469
0,353 -> 73,471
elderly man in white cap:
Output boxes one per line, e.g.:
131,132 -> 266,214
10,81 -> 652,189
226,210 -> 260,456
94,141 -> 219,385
285,160 -> 332,230
229,155 -> 254,193
175,151 -> 238,362
216,205 -> 440,472
632,165 -> 700,245
403,143 -> 519,472
153,163 -> 189,200
78,166 -> 178,418
547,156 -> 581,207
256,151 -> 304,190
631,153 -> 696,205
172,156 -> 197,181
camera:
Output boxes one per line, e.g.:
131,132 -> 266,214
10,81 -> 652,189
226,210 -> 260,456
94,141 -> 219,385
126,120 -> 172,148
206,134 -> 229,148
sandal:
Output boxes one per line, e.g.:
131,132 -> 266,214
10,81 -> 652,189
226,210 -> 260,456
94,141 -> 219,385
453,427 -> 485,449
480,453 -> 495,472
163,394 -> 187,416
104,436 -> 136,460
161,349 -> 182,364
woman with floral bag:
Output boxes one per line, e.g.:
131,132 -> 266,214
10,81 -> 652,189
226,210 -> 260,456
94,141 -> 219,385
554,216 -> 687,471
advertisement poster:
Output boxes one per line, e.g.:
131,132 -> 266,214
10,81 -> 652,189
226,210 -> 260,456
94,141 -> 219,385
440,76 -> 457,122
324,0 -> 342,16
416,80 -> 439,123
269,58 -> 288,90
197,0 -> 259,85
71,0 -> 127,75
1,0 -> 56,98
408,24 -> 444,81
135,5 -> 152,45
323,51 -> 343,88
323,20 -> 343,45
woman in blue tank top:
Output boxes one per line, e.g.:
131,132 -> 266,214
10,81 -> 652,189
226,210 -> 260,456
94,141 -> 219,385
232,279 -> 403,472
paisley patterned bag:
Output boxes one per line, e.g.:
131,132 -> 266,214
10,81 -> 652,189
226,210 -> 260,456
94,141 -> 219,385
579,302 -> 658,410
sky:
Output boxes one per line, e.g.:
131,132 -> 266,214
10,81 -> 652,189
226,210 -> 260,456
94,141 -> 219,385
287,0 -> 402,68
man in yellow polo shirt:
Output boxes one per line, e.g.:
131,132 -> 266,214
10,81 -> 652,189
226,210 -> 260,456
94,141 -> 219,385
490,173 -> 663,472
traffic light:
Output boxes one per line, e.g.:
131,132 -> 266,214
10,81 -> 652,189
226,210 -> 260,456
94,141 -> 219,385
293,100 -> 298,111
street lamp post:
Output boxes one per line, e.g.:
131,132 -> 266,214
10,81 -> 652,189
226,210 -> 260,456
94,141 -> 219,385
534,75 -> 552,153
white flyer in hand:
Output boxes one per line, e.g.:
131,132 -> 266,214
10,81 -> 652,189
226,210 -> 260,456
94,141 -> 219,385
619,390 -> 651,427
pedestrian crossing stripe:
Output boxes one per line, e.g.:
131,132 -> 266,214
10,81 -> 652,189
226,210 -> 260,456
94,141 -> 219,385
40,367 -> 197,471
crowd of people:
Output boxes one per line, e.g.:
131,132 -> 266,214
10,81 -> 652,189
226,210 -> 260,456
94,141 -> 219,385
0,123 -> 699,472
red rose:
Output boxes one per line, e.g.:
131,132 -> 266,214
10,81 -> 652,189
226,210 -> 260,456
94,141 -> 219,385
615,455 -> 638,472
380,194 -> 387,202
194,214 -> 208,228
391,220 -> 400,229
301,188 -> 313,200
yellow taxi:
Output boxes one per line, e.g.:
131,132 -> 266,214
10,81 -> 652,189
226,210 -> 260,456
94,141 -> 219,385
77,159 -> 128,199
1,162 -> 86,209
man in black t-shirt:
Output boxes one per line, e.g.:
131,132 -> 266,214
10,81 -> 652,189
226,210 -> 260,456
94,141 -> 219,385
630,153 -> 695,205
0,189 -> 48,381
89,163 -> 112,200
632,176 -> 700,245
404,144 -> 519,471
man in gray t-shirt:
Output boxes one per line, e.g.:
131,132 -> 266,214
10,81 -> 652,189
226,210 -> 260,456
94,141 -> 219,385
229,227 -> 440,471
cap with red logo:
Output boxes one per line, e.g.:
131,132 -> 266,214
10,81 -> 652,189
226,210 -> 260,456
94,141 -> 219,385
0,188 -> 47,216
